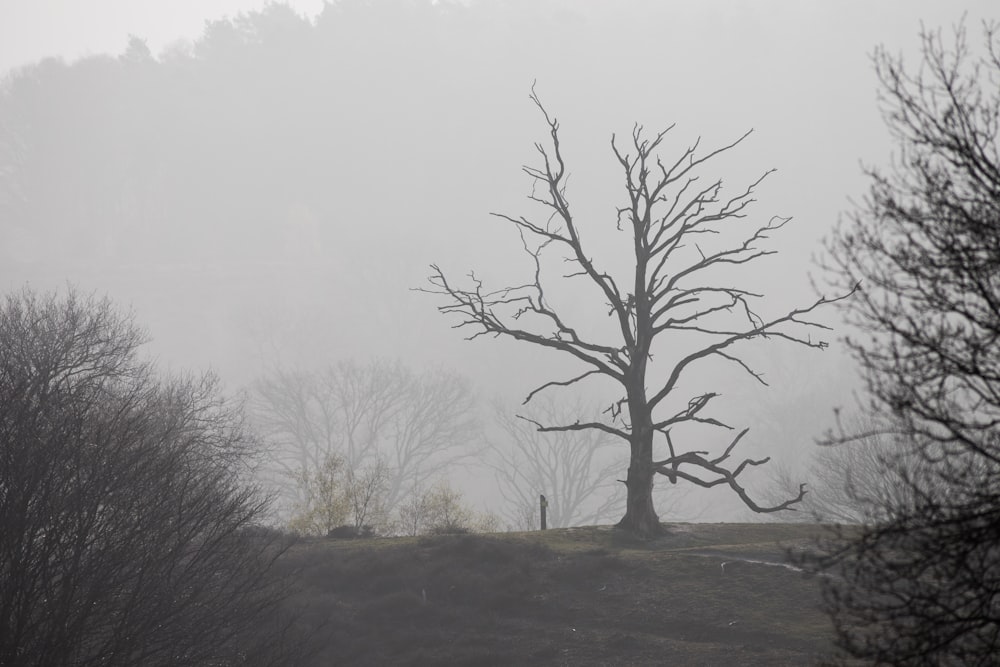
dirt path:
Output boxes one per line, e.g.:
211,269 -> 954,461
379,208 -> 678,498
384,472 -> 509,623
677,549 -> 807,573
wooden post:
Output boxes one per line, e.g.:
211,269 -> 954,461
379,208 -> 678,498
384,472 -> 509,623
539,494 -> 548,530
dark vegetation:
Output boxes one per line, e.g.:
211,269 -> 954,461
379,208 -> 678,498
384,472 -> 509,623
272,524 -> 835,666
800,21 -> 1000,666
0,288 -> 295,666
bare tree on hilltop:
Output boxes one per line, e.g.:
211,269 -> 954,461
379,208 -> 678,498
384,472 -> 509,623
422,90 -> 854,536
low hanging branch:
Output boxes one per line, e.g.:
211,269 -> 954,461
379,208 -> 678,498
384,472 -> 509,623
421,87 -> 855,535
654,428 -> 807,513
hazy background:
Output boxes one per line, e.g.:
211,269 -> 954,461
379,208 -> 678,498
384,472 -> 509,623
1,0 -> 993,521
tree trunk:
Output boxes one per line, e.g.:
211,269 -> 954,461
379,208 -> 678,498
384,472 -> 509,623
616,434 -> 662,537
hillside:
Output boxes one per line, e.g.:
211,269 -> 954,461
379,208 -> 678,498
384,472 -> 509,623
272,523 -> 839,666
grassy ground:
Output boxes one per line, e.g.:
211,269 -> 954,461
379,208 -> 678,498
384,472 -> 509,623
273,523 -> 837,666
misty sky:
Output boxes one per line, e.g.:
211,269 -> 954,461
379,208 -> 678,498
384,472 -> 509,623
1,0 -> 996,519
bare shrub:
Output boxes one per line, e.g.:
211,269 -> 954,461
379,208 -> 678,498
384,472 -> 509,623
0,287 -> 290,666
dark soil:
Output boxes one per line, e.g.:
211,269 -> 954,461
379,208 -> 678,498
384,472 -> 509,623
271,523 -> 837,666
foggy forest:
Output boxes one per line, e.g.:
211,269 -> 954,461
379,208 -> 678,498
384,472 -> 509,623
2,1 -> 999,664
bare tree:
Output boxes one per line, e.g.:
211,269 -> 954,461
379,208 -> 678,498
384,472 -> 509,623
422,90 -> 852,536
767,416 -> 926,524
288,452 -> 349,535
394,480 -> 498,536
421,481 -> 477,534
804,22 -> 1000,665
343,457 -> 390,531
489,397 -> 623,528
395,483 -> 436,536
0,287 -> 289,667
288,453 -> 388,536
253,359 -> 479,525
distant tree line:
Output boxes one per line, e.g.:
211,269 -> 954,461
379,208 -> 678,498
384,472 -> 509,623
0,0 -> 601,272
251,359 -> 631,536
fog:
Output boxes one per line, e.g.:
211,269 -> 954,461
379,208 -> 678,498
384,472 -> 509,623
0,0 -> 992,522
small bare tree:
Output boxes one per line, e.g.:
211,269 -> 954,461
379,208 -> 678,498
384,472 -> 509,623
343,457 -> 390,531
394,480 -> 497,536
253,359 -> 479,526
288,452 -> 349,535
767,416 -> 926,524
489,397 -> 623,528
288,453 -> 388,536
423,90 -> 853,536
396,483 -> 436,537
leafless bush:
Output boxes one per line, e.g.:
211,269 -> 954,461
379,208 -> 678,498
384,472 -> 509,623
396,480 -> 502,536
0,287 -> 291,666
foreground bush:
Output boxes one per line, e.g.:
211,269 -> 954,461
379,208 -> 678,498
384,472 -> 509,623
0,288 -> 291,666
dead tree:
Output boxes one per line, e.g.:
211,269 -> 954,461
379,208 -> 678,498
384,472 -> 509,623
423,90 -> 853,536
